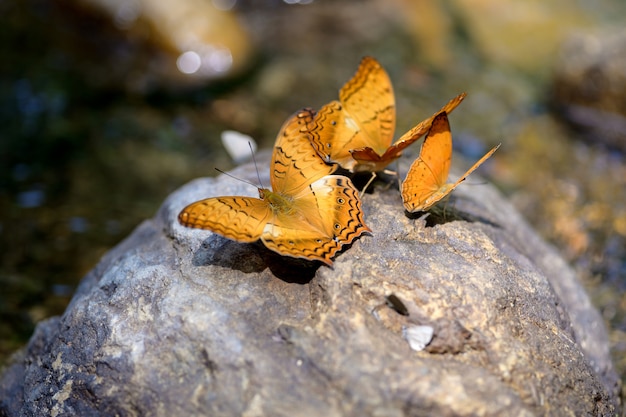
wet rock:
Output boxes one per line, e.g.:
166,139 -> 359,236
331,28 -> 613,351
0,152 -> 620,416
551,29 -> 626,150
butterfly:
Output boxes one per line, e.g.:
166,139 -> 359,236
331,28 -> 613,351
401,111 -> 500,213
178,108 -> 371,266
307,56 -> 466,172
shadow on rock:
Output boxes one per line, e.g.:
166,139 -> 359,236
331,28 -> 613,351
192,235 -> 319,283
405,197 -> 503,229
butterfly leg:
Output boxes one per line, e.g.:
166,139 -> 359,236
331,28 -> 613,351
430,196 -> 456,223
360,172 -> 377,197
441,197 -> 451,222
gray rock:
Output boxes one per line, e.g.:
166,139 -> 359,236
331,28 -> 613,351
0,151 -> 620,416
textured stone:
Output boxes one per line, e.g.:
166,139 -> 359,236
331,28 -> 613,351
0,151 -> 620,416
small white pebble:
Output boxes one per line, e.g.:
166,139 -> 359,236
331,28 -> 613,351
221,130 -> 257,164
403,325 -> 434,351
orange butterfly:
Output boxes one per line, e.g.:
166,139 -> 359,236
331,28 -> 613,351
401,112 -> 500,213
307,56 -> 466,172
178,108 -> 371,266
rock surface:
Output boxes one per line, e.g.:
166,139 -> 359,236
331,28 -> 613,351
0,151 -> 620,416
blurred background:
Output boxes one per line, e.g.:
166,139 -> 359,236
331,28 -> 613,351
1,0 -> 625,393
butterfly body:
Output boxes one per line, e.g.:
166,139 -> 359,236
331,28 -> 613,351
261,188 -> 293,215
179,109 -> 370,266
308,56 -> 466,173
401,112 -> 500,213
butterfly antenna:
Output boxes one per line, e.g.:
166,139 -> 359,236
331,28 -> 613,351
214,168 -> 259,189
249,141 -> 265,188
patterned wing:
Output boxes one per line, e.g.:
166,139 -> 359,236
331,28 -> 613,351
350,92 -> 466,172
401,112 -> 453,212
261,175 -> 371,265
307,101 -> 357,169
308,56 -> 395,172
178,196 -> 271,242
339,56 -> 396,153
272,108 -> 337,195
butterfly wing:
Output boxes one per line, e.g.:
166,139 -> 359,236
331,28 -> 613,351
306,100 -> 355,168
401,112 -> 453,212
350,93 -> 466,172
271,108 -> 337,195
178,196 -> 271,242
308,56 -> 395,172
339,56 -> 396,153
261,175 -> 371,265
392,93 -> 466,150
351,92 -> 467,172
